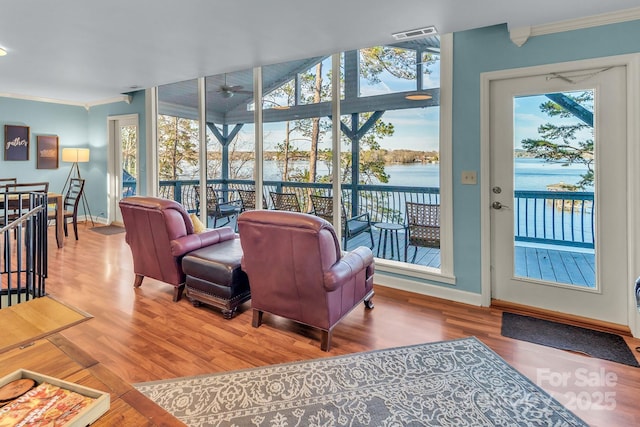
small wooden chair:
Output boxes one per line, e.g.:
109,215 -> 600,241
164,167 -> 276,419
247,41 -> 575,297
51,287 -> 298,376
5,182 -> 49,217
48,178 -> 85,240
0,178 -> 17,192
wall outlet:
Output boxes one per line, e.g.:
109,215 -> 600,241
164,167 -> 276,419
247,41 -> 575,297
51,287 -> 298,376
461,170 -> 477,185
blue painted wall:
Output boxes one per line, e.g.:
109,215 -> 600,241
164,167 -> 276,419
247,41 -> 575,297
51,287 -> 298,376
0,91 -> 145,221
451,20 -> 640,294
0,98 -> 87,193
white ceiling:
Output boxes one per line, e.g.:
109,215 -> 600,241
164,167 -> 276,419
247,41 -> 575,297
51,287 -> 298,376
1,0 -> 639,105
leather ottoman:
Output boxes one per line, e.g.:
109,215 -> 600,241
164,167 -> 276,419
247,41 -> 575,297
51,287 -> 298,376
182,238 -> 251,319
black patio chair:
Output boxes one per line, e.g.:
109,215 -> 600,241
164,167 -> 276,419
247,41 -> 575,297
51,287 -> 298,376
310,194 -> 374,250
195,186 -> 242,228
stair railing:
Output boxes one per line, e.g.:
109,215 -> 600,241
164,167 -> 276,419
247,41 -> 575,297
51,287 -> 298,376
1,191 -> 48,308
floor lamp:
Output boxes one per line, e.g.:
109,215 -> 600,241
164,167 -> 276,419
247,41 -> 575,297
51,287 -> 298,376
61,147 -> 95,226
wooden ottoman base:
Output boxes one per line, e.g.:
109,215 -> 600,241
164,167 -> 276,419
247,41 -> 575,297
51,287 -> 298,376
182,238 -> 251,319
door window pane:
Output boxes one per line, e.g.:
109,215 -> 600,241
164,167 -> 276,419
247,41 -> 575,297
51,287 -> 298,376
513,91 -> 595,287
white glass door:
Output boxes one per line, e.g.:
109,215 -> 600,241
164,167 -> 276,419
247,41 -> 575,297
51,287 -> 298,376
112,115 -> 138,224
490,65 -> 628,325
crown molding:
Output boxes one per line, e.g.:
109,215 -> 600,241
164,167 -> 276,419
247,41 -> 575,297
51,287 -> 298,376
86,95 -> 133,109
0,92 -> 132,110
0,92 -> 87,107
510,6 -> 640,46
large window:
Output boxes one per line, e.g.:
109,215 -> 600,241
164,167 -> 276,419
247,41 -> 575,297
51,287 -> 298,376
156,78 -> 200,213
154,34 -> 450,280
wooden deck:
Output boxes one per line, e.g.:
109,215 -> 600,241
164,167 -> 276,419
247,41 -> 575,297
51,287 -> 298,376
224,216 -> 593,287
348,227 -> 595,288
514,245 -> 595,288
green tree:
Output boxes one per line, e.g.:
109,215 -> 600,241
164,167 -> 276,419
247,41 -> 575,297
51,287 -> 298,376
120,125 -> 137,177
264,80 -> 298,181
157,115 -> 199,180
360,46 -> 435,83
521,91 -> 594,188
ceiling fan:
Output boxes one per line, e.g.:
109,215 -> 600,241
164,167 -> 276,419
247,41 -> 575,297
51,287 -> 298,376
217,74 -> 253,99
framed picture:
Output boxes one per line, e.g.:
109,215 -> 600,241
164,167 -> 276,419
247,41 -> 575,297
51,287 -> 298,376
36,135 -> 59,169
4,125 -> 30,161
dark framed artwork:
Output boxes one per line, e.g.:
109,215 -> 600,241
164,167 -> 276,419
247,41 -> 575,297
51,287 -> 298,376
4,125 -> 30,161
36,135 -> 59,169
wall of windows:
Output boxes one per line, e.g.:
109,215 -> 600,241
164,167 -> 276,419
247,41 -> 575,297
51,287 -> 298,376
154,35 -> 451,282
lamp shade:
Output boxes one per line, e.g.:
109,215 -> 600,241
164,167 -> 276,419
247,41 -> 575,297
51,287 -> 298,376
62,148 -> 90,163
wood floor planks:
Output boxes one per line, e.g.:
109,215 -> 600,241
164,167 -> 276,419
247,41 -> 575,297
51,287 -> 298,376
13,223 -> 639,426
0,296 -> 91,351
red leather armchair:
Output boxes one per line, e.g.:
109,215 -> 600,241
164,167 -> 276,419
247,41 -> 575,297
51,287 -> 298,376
238,210 -> 375,351
119,196 -> 236,301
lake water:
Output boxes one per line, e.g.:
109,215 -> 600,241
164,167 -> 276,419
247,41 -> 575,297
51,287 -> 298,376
262,157 -> 591,191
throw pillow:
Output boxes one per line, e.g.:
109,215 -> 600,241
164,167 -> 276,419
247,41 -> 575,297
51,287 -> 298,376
189,213 -> 206,233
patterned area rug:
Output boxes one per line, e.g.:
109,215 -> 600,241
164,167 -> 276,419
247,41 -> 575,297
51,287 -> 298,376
135,337 -> 586,427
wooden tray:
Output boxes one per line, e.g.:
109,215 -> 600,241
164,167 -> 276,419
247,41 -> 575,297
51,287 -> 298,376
0,369 -> 110,426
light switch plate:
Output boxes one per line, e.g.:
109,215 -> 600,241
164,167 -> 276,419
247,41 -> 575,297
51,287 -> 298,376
461,170 -> 477,185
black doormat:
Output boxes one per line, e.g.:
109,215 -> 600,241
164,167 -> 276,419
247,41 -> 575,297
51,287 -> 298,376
90,225 -> 125,235
501,312 -> 640,367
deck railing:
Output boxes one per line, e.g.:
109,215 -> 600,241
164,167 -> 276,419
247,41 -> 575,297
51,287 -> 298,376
514,190 -> 594,249
149,180 -> 594,249
1,192 -> 48,308
154,179 -> 439,223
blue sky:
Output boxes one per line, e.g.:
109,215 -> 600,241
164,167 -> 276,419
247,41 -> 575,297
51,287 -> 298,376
514,93 -> 594,150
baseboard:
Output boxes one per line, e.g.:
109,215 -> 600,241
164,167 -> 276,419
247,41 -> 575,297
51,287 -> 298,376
492,299 -> 632,336
77,215 -> 108,225
374,272 -> 484,306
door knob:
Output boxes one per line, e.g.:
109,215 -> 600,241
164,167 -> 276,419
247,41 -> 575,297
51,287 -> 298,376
492,201 -> 509,210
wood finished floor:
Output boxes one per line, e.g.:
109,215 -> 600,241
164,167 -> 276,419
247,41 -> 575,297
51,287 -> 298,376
37,223 -> 640,426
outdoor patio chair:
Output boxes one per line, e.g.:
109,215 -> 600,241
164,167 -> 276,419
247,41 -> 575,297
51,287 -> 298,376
237,189 -> 267,212
405,201 -> 440,263
269,191 -> 301,212
195,185 -> 242,228
310,194 -> 374,250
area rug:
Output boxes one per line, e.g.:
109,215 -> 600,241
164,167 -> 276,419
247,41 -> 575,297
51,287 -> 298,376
90,225 -> 125,235
501,312 -> 640,367
135,337 -> 586,427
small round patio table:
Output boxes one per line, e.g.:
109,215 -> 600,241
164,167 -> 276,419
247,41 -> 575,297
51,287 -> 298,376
374,222 -> 406,261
